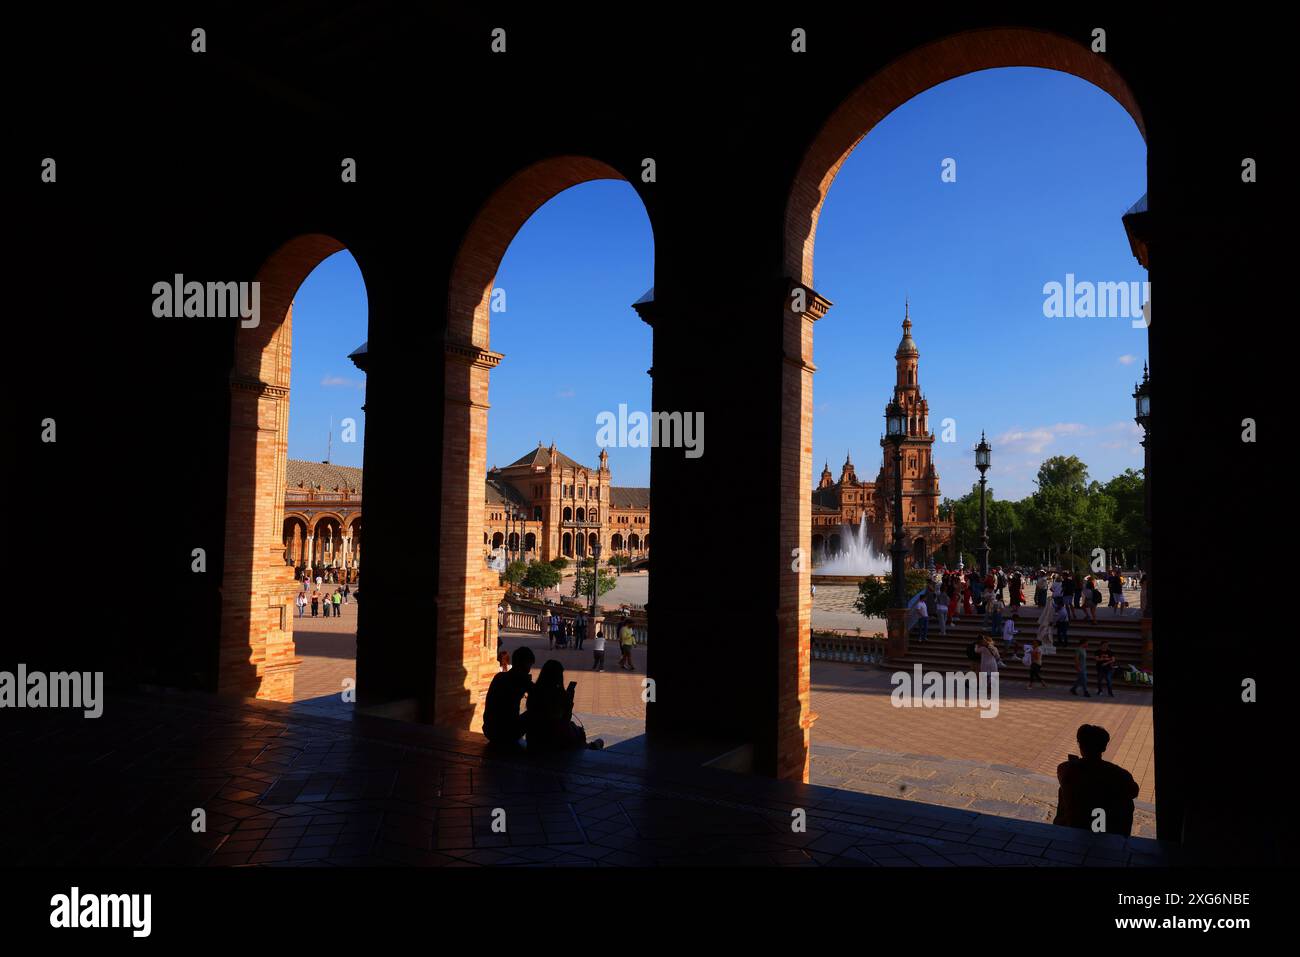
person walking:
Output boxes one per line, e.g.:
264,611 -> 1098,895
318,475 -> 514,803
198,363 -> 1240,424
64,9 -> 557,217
1055,596 -> 1070,649
310,588 -> 320,617
1034,569 -> 1047,608
1083,577 -> 1100,623
1061,572 -> 1076,620
548,612 -> 560,650
1069,639 -> 1091,696
592,627 -> 606,671
574,612 -> 587,652
619,620 -> 636,671
332,589 -> 342,617
1009,570 -> 1023,616
988,595 -> 1005,639
1001,614 -> 1018,656
914,594 -> 929,642
1026,639 -> 1047,689
1107,567 -> 1123,615
1096,641 -> 1116,697
295,590 -> 306,618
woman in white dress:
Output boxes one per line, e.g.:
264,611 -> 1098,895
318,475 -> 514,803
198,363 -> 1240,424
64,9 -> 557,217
976,636 -> 1003,675
1036,590 -> 1057,654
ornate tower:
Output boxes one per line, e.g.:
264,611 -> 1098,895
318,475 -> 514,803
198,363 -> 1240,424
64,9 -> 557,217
878,302 -> 943,559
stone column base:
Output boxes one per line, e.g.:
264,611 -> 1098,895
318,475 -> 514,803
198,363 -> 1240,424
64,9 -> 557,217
886,607 -> 909,658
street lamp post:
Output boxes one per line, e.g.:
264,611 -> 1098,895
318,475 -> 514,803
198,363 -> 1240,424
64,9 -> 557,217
975,431 -> 991,577
1133,363 -> 1152,636
884,402 -> 909,657
886,401 -> 908,608
589,542 -> 602,628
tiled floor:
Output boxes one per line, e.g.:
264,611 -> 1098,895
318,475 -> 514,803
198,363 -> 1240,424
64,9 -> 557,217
297,618 -> 1155,818
0,690 -> 1175,867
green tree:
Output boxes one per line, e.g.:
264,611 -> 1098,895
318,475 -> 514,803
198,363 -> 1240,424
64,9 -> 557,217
522,560 -> 562,592
853,569 -> 929,618
1036,455 -> 1089,492
502,559 -> 527,585
550,557 -> 569,570
574,559 -> 617,599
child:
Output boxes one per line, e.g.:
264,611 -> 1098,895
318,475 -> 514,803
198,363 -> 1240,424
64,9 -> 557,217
1027,638 -> 1046,689
1001,615 -> 1017,655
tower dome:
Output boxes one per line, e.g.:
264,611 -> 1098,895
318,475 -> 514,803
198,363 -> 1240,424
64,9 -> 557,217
895,300 -> 918,358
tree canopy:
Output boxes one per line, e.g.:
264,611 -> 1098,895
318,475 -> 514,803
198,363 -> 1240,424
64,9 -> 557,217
938,456 -> 1145,573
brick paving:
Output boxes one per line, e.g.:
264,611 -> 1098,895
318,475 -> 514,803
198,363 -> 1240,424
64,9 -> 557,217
293,612 -> 1155,835
0,690 -> 1175,867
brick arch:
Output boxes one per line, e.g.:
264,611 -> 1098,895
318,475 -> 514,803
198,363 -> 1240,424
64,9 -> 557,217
307,511 -> 347,534
219,232 -> 367,703
784,27 -> 1146,287
447,156 -> 640,348
437,157 -> 653,734
774,29 -> 1146,784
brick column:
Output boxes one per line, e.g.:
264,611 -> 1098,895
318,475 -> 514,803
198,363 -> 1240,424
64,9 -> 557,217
778,280 -> 832,782
437,340 -> 503,729
218,372 -> 300,701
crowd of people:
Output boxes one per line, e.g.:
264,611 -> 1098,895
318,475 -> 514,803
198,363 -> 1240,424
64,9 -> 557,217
295,573 -> 353,618
915,564 -> 1144,696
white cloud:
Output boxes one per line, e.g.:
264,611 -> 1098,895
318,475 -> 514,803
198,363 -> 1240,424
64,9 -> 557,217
1118,354 -> 1138,365
994,422 -> 1089,455
320,375 -> 358,388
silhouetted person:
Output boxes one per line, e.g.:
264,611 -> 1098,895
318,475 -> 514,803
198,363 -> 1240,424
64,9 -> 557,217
1054,723 -> 1139,836
525,659 -> 603,751
483,647 -> 536,747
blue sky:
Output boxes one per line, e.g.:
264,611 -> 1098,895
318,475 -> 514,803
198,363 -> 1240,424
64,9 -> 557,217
288,66 -> 1147,500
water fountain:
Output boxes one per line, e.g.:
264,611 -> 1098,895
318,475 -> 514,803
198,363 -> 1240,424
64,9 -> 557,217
814,513 -> 890,582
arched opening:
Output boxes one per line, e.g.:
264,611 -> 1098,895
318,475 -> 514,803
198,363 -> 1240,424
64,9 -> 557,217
438,157 -> 653,734
282,515 -> 308,568
491,532 -> 504,549
524,531 -> 537,553
218,234 -> 368,702
780,29 -> 1147,786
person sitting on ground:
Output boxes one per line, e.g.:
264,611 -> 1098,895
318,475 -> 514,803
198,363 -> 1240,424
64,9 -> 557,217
1053,723 -> 1139,836
525,659 -> 604,751
483,647 -> 536,747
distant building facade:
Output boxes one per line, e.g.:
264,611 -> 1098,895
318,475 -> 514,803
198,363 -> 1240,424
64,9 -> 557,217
281,443 -> 650,576
811,308 -> 956,568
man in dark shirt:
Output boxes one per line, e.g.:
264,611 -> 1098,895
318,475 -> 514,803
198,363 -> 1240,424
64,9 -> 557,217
1054,723 -> 1140,836
483,647 -> 536,747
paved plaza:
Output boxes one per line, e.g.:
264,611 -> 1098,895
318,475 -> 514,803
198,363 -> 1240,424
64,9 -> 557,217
292,585 -> 1155,837
1,689 -> 1172,867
